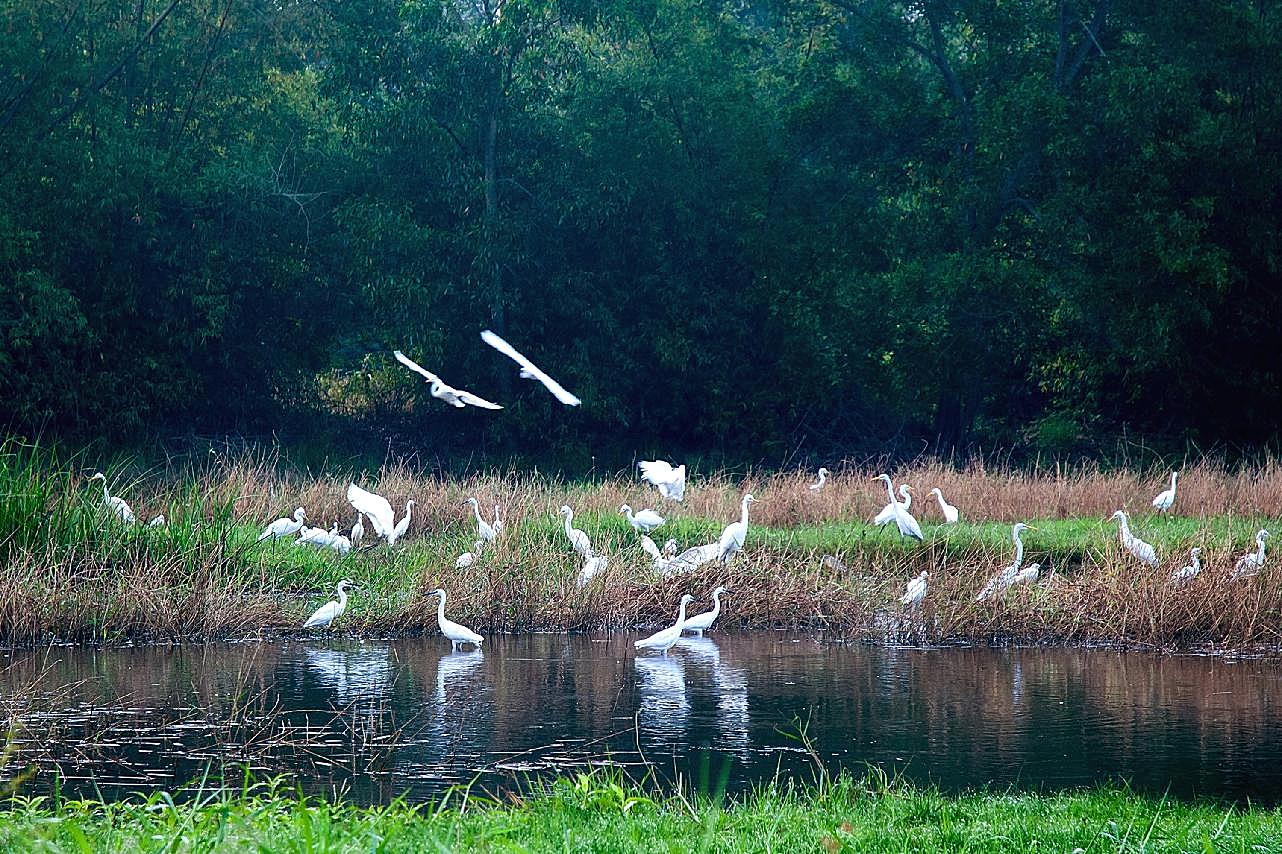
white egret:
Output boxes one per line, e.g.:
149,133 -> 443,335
577,554 -> 609,588
634,594 -> 695,656
350,514 -> 365,548
638,460 -> 686,502
492,504 -> 505,537
620,504 -> 665,533
1172,547 -> 1201,585
682,587 -> 727,636
455,540 -> 484,569
717,493 -> 756,564
328,531 -> 352,555
298,521 -> 340,550
393,350 -> 503,410
258,507 -> 306,542
928,488 -> 960,524
977,522 -> 1036,601
1010,562 -> 1041,588
1151,471 -> 1179,513
390,500 -> 415,544
479,329 -> 581,405
429,588 -> 484,650
640,534 -> 664,567
303,580 -> 356,630
873,484 -> 912,526
346,483 -> 415,545
901,571 -> 928,607
88,472 -> 136,523
557,505 -> 594,558
809,468 -> 829,491
874,475 -> 923,541
664,541 -> 721,575
1232,530 -> 1270,580
147,514 -> 166,527
1110,510 -> 1158,566
465,497 -> 498,543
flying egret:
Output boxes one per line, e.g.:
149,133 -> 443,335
717,494 -> 756,564
455,540 -> 484,569
346,484 -> 415,545
620,504 -> 665,533
147,514 -> 166,527
901,571 -> 928,607
492,504 -> 505,537
259,507 -> 306,542
682,587 -> 727,636
393,350 -> 503,410
429,588 -> 484,650
1151,471 -> 1179,513
1232,530 -> 1270,580
578,554 -> 609,587
465,497 -> 497,543
480,329 -> 581,405
558,505 -> 594,558
303,580 -> 356,630
873,475 -> 923,541
928,488 -> 960,524
638,460 -> 686,502
977,523 -> 1037,601
88,473 -> 135,523
634,594 -> 695,656
809,468 -> 829,491
1172,547 -> 1201,585
1110,510 -> 1158,566
873,484 -> 912,526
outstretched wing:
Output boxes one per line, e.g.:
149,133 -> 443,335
393,350 -> 440,384
454,388 -> 504,410
480,330 -> 581,406
638,459 -> 675,486
347,483 -> 394,538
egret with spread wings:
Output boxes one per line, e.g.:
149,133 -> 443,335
480,329 -> 581,406
393,350 -> 503,410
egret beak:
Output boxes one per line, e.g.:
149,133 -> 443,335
1026,525 -> 1039,532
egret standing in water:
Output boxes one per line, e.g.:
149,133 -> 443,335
901,571 -> 928,607
809,468 -> 829,491
873,475 -> 923,541
928,488 -> 960,524
259,507 -> 306,542
558,505 -> 594,558
88,472 -> 135,524
1151,471 -> 1179,513
717,494 -> 756,564
620,504 -> 665,533
634,594 -> 695,656
465,497 -> 498,544
303,580 -> 356,630
1232,530 -> 1269,580
1111,510 -> 1158,566
429,588 -> 484,650
682,587 -> 727,636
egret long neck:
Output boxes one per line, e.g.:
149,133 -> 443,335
882,477 -> 896,503
436,593 -> 447,623
1011,532 -> 1024,568
471,502 -> 484,524
740,499 -> 751,526
1170,472 -> 1178,491
336,587 -> 348,610
563,513 -> 574,537
1257,537 -> 1268,561
675,599 -> 690,628
710,591 -> 722,618
1117,516 -> 1130,540
935,493 -> 947,512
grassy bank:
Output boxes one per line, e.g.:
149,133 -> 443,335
2,439 -> 1281,648
0,773 -> 1278,852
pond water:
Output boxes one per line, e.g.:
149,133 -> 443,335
3,634 -> 1282,805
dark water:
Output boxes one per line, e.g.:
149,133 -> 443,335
4,635 -> 1282,804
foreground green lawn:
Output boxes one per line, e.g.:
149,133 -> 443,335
1,775 -> 1278,853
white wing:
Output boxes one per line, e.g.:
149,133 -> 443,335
640,535 -> 662,562
393,350 -> 440,384
347,483 -> 394,539
638,460 -> 676,485
480,329 -> 581,406
453,388 -> 504,410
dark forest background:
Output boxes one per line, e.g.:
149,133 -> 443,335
1,0 -> 1279,467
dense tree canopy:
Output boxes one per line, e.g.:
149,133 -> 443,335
1,0 -> 1279,463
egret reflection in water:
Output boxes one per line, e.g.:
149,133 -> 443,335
674,636 -> 750,757
303,644 -> 395,705
634,654 -> 689,739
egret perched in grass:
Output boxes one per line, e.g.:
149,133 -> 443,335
578,554 -> 608,587
1152,471 -> 1179,513
347,484 -> 414,545
147,514 -> 166,527
558,505 -> 594,558
1111,510 -> 1158,566
928,488 -> 959,524
393,350 -> 503,410
638,460 -> 686,502
1232,530 -> 1269,580
901,571 -> 928,607
717,493 -> 756,564
429,588 -> 484,650
634,594 -> 695,656
298,521 -> 339,550
1172,547 -> 1201,585
480,329 -> 581,405
664,542 -> 721,575
682,587 -> 727,636
464,497 -> 497,543
1010,562 -> 1041,588
809,468 -> 829,491
874,475 -> 923,541
620,504 -> 665,533
350,514 -> 364,548
259,507 -> 306,542
328,531 -> 352,555
88,472 -> 135,523
455,540 -> 483,569
303,580 -> 356,630
492,504 -> 505,536
873,484 -> 912,525
977,522 -> 1036,601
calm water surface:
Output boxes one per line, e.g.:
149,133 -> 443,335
4,634 -> 1282,804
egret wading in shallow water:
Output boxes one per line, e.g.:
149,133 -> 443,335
682,587 -> 727,636
430,589 -> 484,650
620,504 -> 665,533
346,483 -> 414,546
1172,547 -> 1201,585
393,350 -> 503,410
901,571 -> 928,608
638,460 -> 686,502
634,594 -> 695,656
480,329 -> 581,406
873,475 -> 923,541
88,472 -> 135,524
873,484 -> 912,526
1152,471 -> 1179,513
977,522 -> 1037,601
928,488 -> 959,524
303,580 -> 356,630
1232,530 -> 1269,580
809,468 -> 829,491
259,507 -> 306,542
717,494 -> 756,564
465,497 -> 497,543
1111,510 -> 1158,566
558,505 -> 594,558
